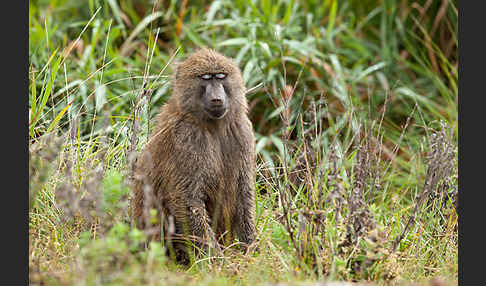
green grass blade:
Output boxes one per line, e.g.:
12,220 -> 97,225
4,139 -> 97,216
46,100 -> 73,133
326,0 -> 337,43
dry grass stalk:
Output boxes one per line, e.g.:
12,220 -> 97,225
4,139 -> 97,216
346,125 -> 376,244
29,133 -> 64,210
392,121 -> 456,252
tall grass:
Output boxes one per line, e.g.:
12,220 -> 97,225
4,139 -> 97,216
29,0 -> 457,285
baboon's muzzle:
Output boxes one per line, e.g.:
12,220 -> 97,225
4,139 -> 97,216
204,82 -> 228,119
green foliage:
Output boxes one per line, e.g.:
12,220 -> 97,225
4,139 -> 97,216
102,169 -> 130,215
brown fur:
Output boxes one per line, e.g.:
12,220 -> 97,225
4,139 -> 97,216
131,48 -> 256,262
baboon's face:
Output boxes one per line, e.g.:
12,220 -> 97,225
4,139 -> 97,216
174,49 -> 245,121
198,73 -> 229,119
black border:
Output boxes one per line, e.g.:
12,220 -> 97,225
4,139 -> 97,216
459,1 -> 481,285
7,0 -> 29,285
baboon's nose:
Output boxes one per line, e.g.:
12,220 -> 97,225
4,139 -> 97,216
211,98 -> 223,106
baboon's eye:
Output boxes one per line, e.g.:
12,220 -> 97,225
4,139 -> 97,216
201,74 -> 212,80
215,73 -> 227,79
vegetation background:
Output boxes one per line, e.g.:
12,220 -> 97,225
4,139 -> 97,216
29,0 -> 458,285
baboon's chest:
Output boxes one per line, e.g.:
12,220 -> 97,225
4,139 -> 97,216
200,132 -> 242,198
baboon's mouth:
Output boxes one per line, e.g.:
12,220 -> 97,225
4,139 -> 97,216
206,107 -> 227,119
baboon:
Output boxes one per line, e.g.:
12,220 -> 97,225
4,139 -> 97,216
131,48 -> 256,263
